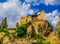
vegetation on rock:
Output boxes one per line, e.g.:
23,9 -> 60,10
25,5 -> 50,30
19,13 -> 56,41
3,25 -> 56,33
0,22 -> 51,44
0,11 -> 60,44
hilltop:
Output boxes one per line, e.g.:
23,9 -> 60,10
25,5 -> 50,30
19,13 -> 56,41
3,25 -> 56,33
0,11 -> 60,44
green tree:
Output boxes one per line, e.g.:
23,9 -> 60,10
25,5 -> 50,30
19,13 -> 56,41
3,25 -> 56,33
0,28 -> 4,32
3,29 -> 9,36
16,22 -> 31,37
43,41 -> 50,44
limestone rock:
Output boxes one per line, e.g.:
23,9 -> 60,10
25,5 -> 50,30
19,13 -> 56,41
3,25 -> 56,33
20,17 -> 27,25
0,32 -> 5,40
1,17 -> 8,28
16,22 -> 19,28
2,36 -> 10,44
57,15 -> 60,28
57,22 -> 60,28
47,30 -> 60,44
37,11 -> 46,20
8,30 -> 16,34
9,34 -> 15,42
20,11 -> 53,37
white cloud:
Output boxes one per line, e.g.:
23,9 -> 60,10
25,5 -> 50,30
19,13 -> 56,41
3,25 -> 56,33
46,10 -> 60,27
44,0 -> 55,5
0,0 -> 34,28
25,0 -> 42,5
25,0 -> 60,5
44,0 -> 60,5
0,0 -> 60,28
28,9 -> 34,15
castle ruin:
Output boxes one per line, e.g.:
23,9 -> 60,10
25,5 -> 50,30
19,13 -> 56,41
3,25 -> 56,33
0,17 -> 8,28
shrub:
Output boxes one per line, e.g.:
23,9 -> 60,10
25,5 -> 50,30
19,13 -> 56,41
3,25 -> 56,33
0,28 -> 4,32
16,22 -> 31,37
43,41 -> 50,44
4,30 -> 9,36
31,35 -> 45,41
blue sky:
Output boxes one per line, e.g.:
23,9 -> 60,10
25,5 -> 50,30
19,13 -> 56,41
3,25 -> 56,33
0,0 -> 60,28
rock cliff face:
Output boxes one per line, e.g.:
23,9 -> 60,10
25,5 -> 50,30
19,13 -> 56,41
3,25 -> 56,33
57,22 -> 60,28
57,15 -> 60,28
20,11 -> 53,37
15,22 -> 19,28
0,17 -> 8,28
47,30 -> 60,44
0,11 -> 60,44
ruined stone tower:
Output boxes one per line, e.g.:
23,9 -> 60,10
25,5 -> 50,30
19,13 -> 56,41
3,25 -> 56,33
57,22 -> 60,28
57,15 -> 60,28
20,11 -> 53,36
16,22 -> 19,28
0,17 -> 8,28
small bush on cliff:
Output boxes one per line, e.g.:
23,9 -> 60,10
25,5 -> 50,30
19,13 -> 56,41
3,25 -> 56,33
16,26 -> 25,37
31,35 -> 45,41
43,41 -> 50,44
0,28 -> 4,32
55,28 -> 60,39
0,40 -> 2,44
16,22 -> 31,37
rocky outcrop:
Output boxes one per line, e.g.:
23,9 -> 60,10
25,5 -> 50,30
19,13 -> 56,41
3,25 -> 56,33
57,22 -> 60,28
15,22 -> 19,28
20,11 -> 53,37
47,18 -> 60,44
47,29 -> 60,44
57,15 -> 60,28
0,17 -> 8,28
